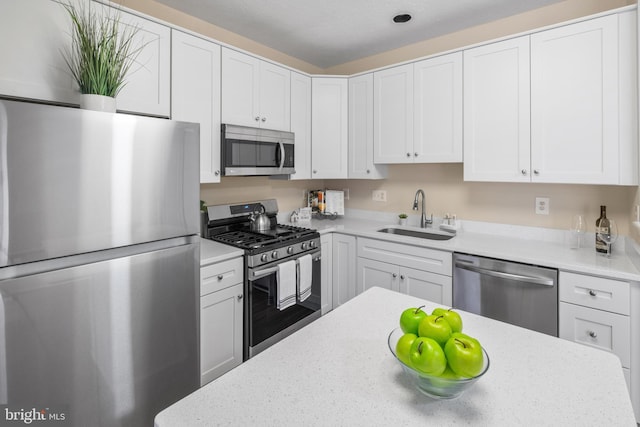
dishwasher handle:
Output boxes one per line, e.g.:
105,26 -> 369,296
454,261 -> 555,287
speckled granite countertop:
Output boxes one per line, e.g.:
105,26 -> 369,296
154,287 -> 635,426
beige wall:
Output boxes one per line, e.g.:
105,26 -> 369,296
120,0 -> 638,236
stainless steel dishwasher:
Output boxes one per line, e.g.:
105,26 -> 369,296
453,253 -> 558,336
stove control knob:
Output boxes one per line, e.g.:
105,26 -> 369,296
271,251 -> 278,259
309,240 -> 316,248
260,254 -> 268,262
287,247 -> 294,254
301,242 -> 308,250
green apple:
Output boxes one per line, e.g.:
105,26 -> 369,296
439,366 -> 462,380
432,307 -> 463,333
399,305 -> 427,335
409,336 -> 447,376
395,333 -> 417,367
444,332 -> 484,378
418,314 -> 452,347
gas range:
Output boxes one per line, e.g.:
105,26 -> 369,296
204,199 -> 320,268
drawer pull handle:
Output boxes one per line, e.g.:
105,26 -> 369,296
217,275 -> 224,281
588,330 -> 597,339
588,289 -> 597,297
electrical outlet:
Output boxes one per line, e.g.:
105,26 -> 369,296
535,197 -> 550,215
372,190 -> 387,202
343,188 -> 350,200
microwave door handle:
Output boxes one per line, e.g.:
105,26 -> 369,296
278,141 -> 285,171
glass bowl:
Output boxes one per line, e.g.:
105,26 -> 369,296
387,328 -> 490,399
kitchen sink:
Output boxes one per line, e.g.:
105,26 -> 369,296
377,227 -> 455,241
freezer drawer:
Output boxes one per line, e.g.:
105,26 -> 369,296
0,242 -> 199,426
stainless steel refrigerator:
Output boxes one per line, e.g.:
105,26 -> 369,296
0,100 -> 200,426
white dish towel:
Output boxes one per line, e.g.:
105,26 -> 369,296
277,260 -> 297,311
297,254 -> 313,302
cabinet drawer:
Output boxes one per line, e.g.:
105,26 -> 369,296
559,272 -> 630,315
201,257 -> 244,296
559,302 -> 630,368
357,237 -> 452,276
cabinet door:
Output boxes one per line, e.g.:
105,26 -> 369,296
200,283 -> 243,386
0,0 -> 76,104
258,61 -> 290,131
113,9 -> 171,117
530,15 -> 618,184
221,48 -> 260,127
414,52 -> 463,163
463,36 -> 531,182
332,234 -> 357,308
348,73 -> 387,179
399,266 -> 452,306
373,64 -> 414,163
290,72 -> 312,180
320,233 -> 333,315
171,30 -> 221,183
311,77 -> 348,179
357,257 -> 399,293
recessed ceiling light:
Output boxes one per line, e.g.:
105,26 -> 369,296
393,14 -> 412,23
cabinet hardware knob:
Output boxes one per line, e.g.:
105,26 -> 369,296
588,289 -> 597,297
414,153 -> 418,157
521,169 -> 527,175
392,273 -> 397,278
588,330 -> 597,338
533,169 -> 540,175
217,275 -> 223,281
215,170 -> 220,176
313,170 -> 317,174
406,153 -> 411,157
254,116 -> 260,121
261,117 -> 266,122
366,169 -> 370,174
237,294 -> 243,300
400,275 -> 405,280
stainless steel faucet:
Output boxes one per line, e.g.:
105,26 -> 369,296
412,189 -> 432,228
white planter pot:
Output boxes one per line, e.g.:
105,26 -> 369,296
79,94 -> 116,113
398,218 -> 407,226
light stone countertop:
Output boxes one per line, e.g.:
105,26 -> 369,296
287,212 -> 640,282
199,236 -> 243,266
154,287 -> 636,426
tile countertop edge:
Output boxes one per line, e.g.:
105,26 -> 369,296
281,212 -> 640,282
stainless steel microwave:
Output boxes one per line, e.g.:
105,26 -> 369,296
221,124 -> 295,176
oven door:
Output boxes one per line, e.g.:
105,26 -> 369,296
245,250 -> 321,359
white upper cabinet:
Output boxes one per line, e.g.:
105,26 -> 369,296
413,52 -> 463,163
373,64 -> 414,163
530,12 -> 636,185
463,36 -> 531,182
0,0 -> 171,117
112,8 -> 171,117
311,77 -> 348,179
221,47 -> 291,131
348,73 -> 387,179
289,72 -> 312,180
464,11 -> 637,185
171,30 -> 221,183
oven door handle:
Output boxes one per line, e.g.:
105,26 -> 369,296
251,255 -> 322,279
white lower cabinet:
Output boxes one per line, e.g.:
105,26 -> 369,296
320,233 -> 333,314
356,237 -> 452,305
332,234 -> 357,308
559,271 -> 637,421
200,257 -> 244,386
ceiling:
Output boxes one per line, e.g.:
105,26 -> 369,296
156,0 -> 565,69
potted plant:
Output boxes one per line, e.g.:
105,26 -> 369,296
398,213 -> 408,226
59,1 -> 143,112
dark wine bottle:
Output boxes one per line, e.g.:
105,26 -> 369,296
595,205 -> 609,254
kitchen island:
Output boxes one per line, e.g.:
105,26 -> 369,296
155,287 -> 636,426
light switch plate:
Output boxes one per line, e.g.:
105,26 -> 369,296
535,197 -> 550,215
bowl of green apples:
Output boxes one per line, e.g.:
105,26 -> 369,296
388,306 -> 490,399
